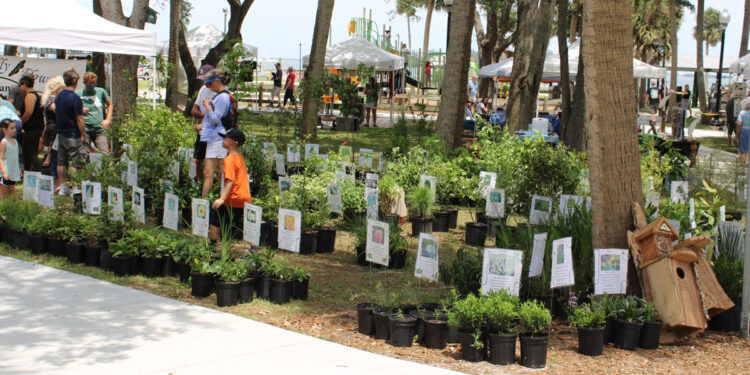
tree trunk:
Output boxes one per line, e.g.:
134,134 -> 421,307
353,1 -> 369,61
4,45 -> 17,56
668,0 -> 677,118
436,0 -> 476,149
569,0 -> 580,43
423,0 -> 435,55
99,0 -> 149,122
300,0 -> 335,139
180,25 -> 201,118
557,0 -> 571,138
583,0 -> 642,259
406,15 -> 412,51
696,0 -> 707,112
475,9 -> 498,98
741,0 -> 750,57
565,43 -> 586,151
165,0 -> 183,111
491,4 -> 514,62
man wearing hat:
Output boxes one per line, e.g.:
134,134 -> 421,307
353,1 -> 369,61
190,64 -> 217,177
270,62 -> 283,107
209,127 -> 251,242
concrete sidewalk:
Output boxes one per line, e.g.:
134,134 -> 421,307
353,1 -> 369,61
0,256 -> 461,375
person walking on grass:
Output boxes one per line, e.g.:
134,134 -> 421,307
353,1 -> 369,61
364,77 -> 379,127
283,66 -> 296,108
0,119 -> 21,199
77,72 -> 112,154
209,127 -> 251,243
270,62 -> 283,108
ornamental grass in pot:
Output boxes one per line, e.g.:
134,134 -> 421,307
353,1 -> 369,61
407,186 -> 434,237
485,291 -> 520,365
516,300 -> 552,368
569,302 -> 607,356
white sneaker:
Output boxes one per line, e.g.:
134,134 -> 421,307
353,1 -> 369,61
59,185 -> 70,196
71,187 -> 81,196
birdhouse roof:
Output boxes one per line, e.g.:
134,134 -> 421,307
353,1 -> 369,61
634,217 -> 679,242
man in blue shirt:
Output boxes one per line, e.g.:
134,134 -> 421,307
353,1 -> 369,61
55,69 -> 87,196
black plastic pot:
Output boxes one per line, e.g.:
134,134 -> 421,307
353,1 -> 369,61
520,335 -> 549,368
488,333 -> 517,365
216,281 -> 240,307
614,319 -> 642,351
410,217 -> 433,237
355,246 -> 368,266
239,278 -> 255,303
316,227 -> 336,253
373,309 -> 392,340
710,305 -> 741,331
99,248 -> 113,271
447,207 -> 459,229
65,242 -> 84,264
269,224 -> 279,249
47,236 -> 66,257
432,211 -> 450,232
112,255 -> 134,276
1,228 -> 9,245
382,214 -> 399,227
29,234 -> 47,255
260,221 -> 271,246
292,277 -> 309,300
269,279 -> 292,304
639,320 -> 663,349
604,317 -> 616,344
457,330 -> 486,362
17,231 -> 31,250
423,318 -> 448,349
357,303 -> 380,335
191,272 -> 214,298
256,276 -> 272,300
83,244 -> 101,267
178,262 -> 191,283
299,230 -> 318,255
476,212 -> 488,224
388,315 -> 417,347
577,326 -> 605,356
389,250 -> 407,269
465,222 -> 487,247
447,325 -> 459,344
162,257 -> 177,277
140,257 -> 163,278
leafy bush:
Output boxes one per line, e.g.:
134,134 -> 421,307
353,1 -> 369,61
484,291 -> 519,334
516,300 -> 551,336
447,292 -> 486,332
341,179 -> 365,214
568,303 -> 606,328
216,260 -> 247,282
439,248 -> 482,297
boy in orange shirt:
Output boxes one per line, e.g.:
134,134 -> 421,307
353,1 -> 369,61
209,128 -> 251,241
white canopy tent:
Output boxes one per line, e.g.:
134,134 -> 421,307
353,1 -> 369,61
729,54 -> 750,76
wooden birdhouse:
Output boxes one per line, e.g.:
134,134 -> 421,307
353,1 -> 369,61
642,257 -> 707,330
634,217 -> 679,264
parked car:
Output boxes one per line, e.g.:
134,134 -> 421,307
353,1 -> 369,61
137,64 -> 151,80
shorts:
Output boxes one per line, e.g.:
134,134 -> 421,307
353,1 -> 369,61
210,205 -> 244,237
205,140 -> 228,159
86,132 -> 110,155
0,177 -> 17,186
271,85 -> 282,98
649,103 -> 659,114
58,135 -> 89,169
365,102 -> 377,109
193,134 -> 207,160
681,98 -> 690,109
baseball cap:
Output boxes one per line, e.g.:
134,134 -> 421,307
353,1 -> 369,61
197,64 -> 215,80
219,127 -> 246,146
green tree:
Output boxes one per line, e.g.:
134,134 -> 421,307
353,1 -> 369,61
696,8 -> 723,54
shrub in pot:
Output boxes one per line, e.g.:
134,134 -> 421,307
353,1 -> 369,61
712,222 -> 743,331
80,217 -> 106,267
215,260 -> 245,307
268,260 -> 293,304
377,174 -> 401,227
485,291 -> 520,365
388,309 -> 417,347
109,237 -> 139,277
612,295 -> 646,351
188,240 -> 216,297
372,282 -> 401,340
357,302 -> 381,335
569,303 -> 607,356
516,300 -> 551,368
62,216 -> 85,264
447,293 -> 487,362
291,266 -> 310,300
134,229 -> 164,277
423,309 -> 449,349
638,300 -> 662,349
25,212 -> 52,255
461,176 -> 487,246
595,294 -> 621,344
253,251 -> 277,300
407,186 -> 434,237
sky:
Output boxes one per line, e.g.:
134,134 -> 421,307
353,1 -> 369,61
74,0 -> 746,59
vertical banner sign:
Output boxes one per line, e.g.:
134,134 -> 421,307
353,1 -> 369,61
365,188 -> 378,220
593,248 -> 629,295
243,203 -> 263,246
327,183 -> 343,214
559,194 -> 583,217
108,186 -> 124,222
486,188 -> 506,218
419,175 -> 437,198
192,198 -> 210,238
278,208 -> 302,253
22,171 -> 40,203
339,145 -> 353,162
287,144 -> 301,163
550,237 -> 575,288
359,148 -> 374,168
670,181 -> 688,204
37,175 -> 54,208
365,173 -> 379,189
163,193 -> 179,231
366,219 -> 390,266
132,187 -> 146,224
127,160 -> 138,187
305,143 -> 319,159
478,171 -> 497,197
82,181 -> 102,215
415,233 -> 439,282
529,195 -> 552,225
481,248 -> 523,296
279,177 -> 293,194
275,153 -> 286,176
528,233 -> 548,277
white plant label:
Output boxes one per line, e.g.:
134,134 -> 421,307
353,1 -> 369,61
559,194 -> 583,217
82,181 -> 101,215
415,233 -> 439,282
670,181 -> 688,204
275,153 -> 286,175
132,187 -> 146,224
366,219 -> 390,266
365,188 -> 378,220
304,143 -> 319,159
359,148 -> 374,168
243,203 -> 263,246
481,248 -> 523,296
90,152 -> 103,174
550,237 -> 575,289
593,248 -> 629,295
108,186 -> 124,222
529,195 -> 552,225
171,161 -> 180,181
719,205 -> 726,222
479,171 -> 497,197
528,233 -> 548,277
191,198 -> 210,238
287,144 -> 301,163
334,170 -> 346,184
378,153 -> 384,171
263,142 -> 276,159
486,188 -> 505,218
279,177 -> 293,195
22,171 -> 40,203
666,219 -> 681,236
645,191 -> 660,212
278,208 -> 302,253
327,183 -> 343,214
127,160 -> 138,187
689,198 -> 696,229
419,175 -> 437,198
189,159 -> 197,179
37,174 -> 54,208
163,193 -> 179,231
365,173 -> 379,190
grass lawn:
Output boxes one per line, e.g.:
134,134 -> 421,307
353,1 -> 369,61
698,136 -> 738,155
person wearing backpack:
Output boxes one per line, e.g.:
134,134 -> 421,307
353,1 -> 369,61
200,69 -> 238,199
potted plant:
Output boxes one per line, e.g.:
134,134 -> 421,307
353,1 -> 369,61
638,299 -> 662,349
237,255 -> 256,304
516,300 -> 552,368
357,302 -> 381,336
215,260 -> 245,307
372,282 -> 400,340
188,240 -> 216,298
711,221 -> 743,331
253,250 -> 277,300
377,174 -> 400,226
595,294 -> 620,345
269,261 -> 293,305
439,248 -> 483,297
109,236 -> 139,277
423,307 -> 449,349
462,176 -> 487,246
447,293 -> 487,362
63,215 -> 85,264
388,221 -> 408,269
291,265 -> 310,300
135,229 -> 164,277
341,179 -> 366,223
485,291 -> 520,365
80,217 -> 105,267
569,302 -> 607,356
407,185 -> 434,237
612,295 -> 646,351
388,309 -> 417,347
331,71 -> 362,132
25,212 -> 51,255
45,209 -> 67,257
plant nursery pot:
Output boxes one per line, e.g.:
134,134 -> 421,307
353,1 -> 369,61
711,305 -> 741,331
269,225 -> 279,249
260,221 -> 271,246
476,212 -> 488,224
181,205 -> 192,228
520,335 -> 549,368
292,277 -> 309,300
388,315 -> 417,347
389,250 -> 407,269
447,207 -> 459,229
99,248 -> 113,271
299,229 -> 318,255
357,303 -> 380,335
577,327 -> 605,356
191,272 -> 214,298
382,214 -> 399,227
140,257 -> 163,278
65,242 -> 84,264
457,330 -> 486,362
423,319 -> 448,349
178,262 -> 191,283
29,234 -> 47,255
18,231 -> 31,250
465,222 -> 487,247
256,276 -> 272,300
83,244 -> 101,267
112,255 -> 134,277
639,320 -> 663,349
155,207 -> 164,226
162,257 -> 177,277
488,333 -> 517,365
432,211 -> 450,232
215,281 -> 240,307
269,279 -> 292,305
239,278 -> 255,303
447,324 -> 459,344
603,317 -> 616,344
410,216 -> 433,237
373,309 -> 392,340
355,246 -> 368,266
315,227 -> 337,253
3,228 -> 13,245
614,319 -> 643,351
47,236 -> 66,257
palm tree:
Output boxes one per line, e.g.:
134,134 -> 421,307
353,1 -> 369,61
696,0 -> 707,111
668,0 -> 677,126
696,8 -> 723,54
741,0 -> 750,57
301,0 -> 336,139
394,0 -> 419,50
165,0 -> 183,111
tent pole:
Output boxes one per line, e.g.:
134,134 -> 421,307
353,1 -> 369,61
152,56 -> 157,109
390,71 -> 394,127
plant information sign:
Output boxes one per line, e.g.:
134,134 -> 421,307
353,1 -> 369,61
275,153 -> 286,175
127,160 -> 138,187
419,175 -> 437,198
305,143 -> 319,159
558,194 -> 583,217
82,181 -> 101,215
479,171 -> 497,198
415,233 -> 439,282
670,181 -> 688,204
366,219 -> 390,267
359,148 -> 374,168
108,186 -> 124,222
279,177 -> 293,195
486,188 -> 505,218
278,208 -> 302,253
327,183 -> 342,214
191,198 -> 210,238
37,175 -> 54,208
132,187 -> 146,224
163,193 -> 179,231
243,203 -> 263,246
287,144 -> 301,163
365,173 -> 379,190
22,171 -> 40,203
529,195 -> 552,225
528,233 -> 547,277
365,188 -> 378,220
550,237 -> 575,288
481,248 -> 523,296
593,248 -> 629,295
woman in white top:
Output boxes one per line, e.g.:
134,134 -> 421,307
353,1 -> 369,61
199,69 -> 233,198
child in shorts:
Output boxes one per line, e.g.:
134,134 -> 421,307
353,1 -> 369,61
0,119 -> 21,199
209,127 -> 252,242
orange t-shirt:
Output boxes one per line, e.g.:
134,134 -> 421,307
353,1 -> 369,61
223,153 -> 252,208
